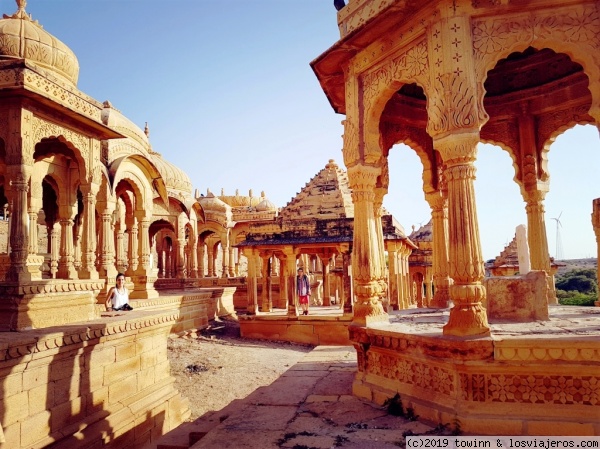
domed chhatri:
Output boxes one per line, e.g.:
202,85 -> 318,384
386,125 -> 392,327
0,0 -> 79,85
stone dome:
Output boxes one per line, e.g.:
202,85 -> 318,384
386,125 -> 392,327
218,189 -> 262,208
147,151 -> 193,195
200,192 -> 231,214
0,1 -> 79,86
255,197 -> 277,212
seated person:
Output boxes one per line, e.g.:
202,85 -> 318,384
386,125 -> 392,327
105,273 -> 133,311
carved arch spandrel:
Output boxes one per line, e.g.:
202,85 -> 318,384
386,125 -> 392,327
113,166 -> 149,214
536,105 -> 596,167
109,155 -> 167,211
31,116 -> 90,179
538,119 -> 598,184
198,223 -> 227,241
479,119 -> 523,189
472,4 -> 600,122
382,123 -> 439,195
360,39 -> 431,165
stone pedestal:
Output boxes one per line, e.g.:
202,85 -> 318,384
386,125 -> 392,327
0,279 -> 106,330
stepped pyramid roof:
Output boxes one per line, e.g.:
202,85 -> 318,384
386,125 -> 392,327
239,159 -> 413,250
279,159 -> 353,220
492,235 -> 519,269
488,230 -> 565,276
409,219 -> 433,242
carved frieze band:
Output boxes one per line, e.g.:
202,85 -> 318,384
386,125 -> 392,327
23,69 -> 101,121
364,348 -> 600,406
472,6 -> 600,84
0,280 -> 106,295
460,372 -> 600,406
0,312 -> 180,361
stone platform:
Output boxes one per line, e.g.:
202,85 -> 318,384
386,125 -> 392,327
235,304 -> 600,435
238,306 -> 352,345
351,305 -> 600,436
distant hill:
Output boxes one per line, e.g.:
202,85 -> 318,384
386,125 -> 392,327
555,258 -> 597,276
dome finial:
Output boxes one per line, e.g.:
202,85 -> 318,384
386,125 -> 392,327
4,0 -> 38,25
144,122 -> 150,137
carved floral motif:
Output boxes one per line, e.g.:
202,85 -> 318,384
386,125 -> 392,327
32,116 -> 89,161
472,6 -> 600,88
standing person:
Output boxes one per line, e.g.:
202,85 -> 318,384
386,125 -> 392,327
105,273 -> 133,311
297,267 -> 311,315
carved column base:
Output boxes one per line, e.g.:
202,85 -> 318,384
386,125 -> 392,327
287,302 -> 299,317
351,302 -> 388,327
443,283 -> 490,336
261,302 -> 272,313
99,265 -> 118,282
429,286 -> 450,308
6,255 -> 44,282
79,267 -> 100,280
129,275 -> 159,300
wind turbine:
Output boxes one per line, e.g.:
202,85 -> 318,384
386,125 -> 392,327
551,212 -> 564,260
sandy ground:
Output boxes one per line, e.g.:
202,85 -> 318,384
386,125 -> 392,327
167,316 -> 314,421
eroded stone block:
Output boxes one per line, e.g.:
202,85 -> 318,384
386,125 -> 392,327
484,271 -> 549,321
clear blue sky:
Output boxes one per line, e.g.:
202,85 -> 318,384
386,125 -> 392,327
21,0 -> 600,260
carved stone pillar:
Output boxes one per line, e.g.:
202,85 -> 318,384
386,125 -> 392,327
99,205 -> 117,279
260,253 -> 272,312
115,224 -> 126,273
592,199 -> 600,307
136,216 -> 151,274
246,249 -> 259,314
27,208 -> 38,255
436,134 -> 490,336
427,192 -> 451,308
374,188 -> 388,309
387,246 -> 399,310
164,245 -> 172,278
277,254 -> 288,309
221,242 -> 229,279
348,164 -> 386,326
424,271 -> 433,306
126,219 -> 139,275
524,190 -> 556,304
228,245 -> 235,277
207,245 -> 214,277
342,251 -> 353,316
402,249 -> 412,308
415,273 -> 424,308
190,236 -> 199,279
80,185 -> 99,279
320,255 -> 332,306
177,238 -> 187,278
49,223 -> 59,279
7,165 -> 35,281
58,217 -> 78,279
283,248 -> 298,317
198,242 -> 205,278
73,218 -> 82,271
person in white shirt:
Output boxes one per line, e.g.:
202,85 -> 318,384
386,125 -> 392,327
105,273 -> 133,311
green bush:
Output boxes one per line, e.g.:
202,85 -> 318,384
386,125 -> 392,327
555,269 -> 597,294
558,295 -> 596,306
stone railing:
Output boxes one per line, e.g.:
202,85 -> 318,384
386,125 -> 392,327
337,0 -> 396,38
